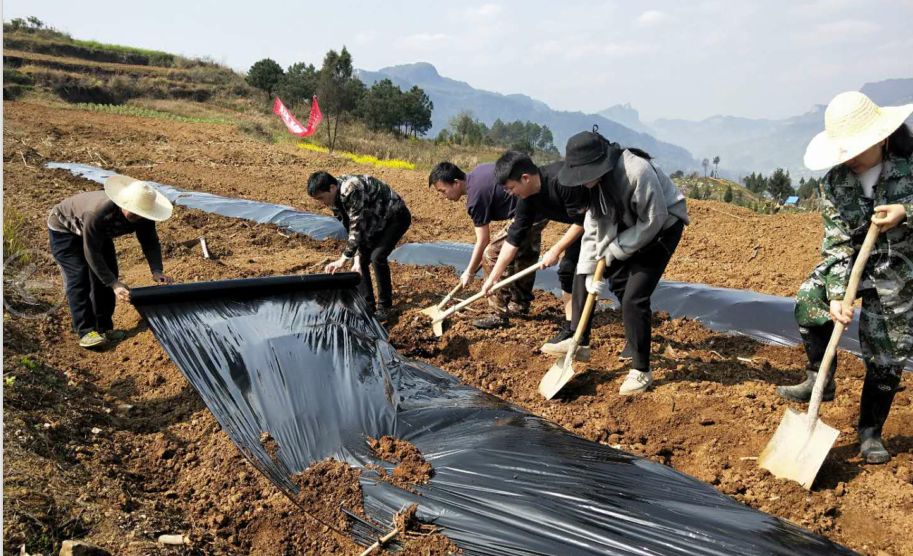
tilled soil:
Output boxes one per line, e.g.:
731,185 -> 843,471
368,436 -> 435,488
4,99 -> 912,555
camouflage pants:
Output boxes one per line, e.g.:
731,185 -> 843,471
795,272 -> 912,381
482,219 -> 546,313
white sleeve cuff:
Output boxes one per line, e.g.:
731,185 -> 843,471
608,240 -> 629,261
577,259 -> 597,275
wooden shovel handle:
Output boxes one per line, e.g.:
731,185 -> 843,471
434,261 -> 541,322
437,283 -> 463,308
807,222 -> 881,425
573,259 -> 608,344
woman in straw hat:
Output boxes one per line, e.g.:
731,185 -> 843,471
47,175 -> 174,349
777,91 -> 913,464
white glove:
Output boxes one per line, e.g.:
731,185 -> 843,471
585,275 -> 608,297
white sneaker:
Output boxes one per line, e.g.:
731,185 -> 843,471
619,369 -> 653,395
540,337 -> 591,361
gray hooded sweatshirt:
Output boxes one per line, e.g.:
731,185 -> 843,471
577,150 -> 689,275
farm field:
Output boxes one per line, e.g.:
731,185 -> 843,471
4,98 -> 913,555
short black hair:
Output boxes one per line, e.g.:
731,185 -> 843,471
307,171 -> 338,197
428,162 -> 466,186
494,151 -> 539,185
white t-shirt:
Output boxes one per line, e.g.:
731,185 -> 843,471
858,162 -> 882,199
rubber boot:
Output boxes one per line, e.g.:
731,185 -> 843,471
776,323 -> 836,403
858,374 -> 899,465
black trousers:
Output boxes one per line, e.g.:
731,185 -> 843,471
571,220 -> 684,371
557,235 -> 582,294
358,208 -> 412,310
49,228 -> 117,336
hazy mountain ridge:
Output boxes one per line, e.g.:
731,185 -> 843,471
600,77 -> 913,179
357,62 -> 698,171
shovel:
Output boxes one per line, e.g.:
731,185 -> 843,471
429,261 -> 541,337
538,258 -> 607,400
420,282 -> 462,318
759,221 -> 881,489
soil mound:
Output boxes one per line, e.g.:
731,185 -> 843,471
369,436 -> 435,486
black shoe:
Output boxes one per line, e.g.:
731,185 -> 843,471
545,321 -> 573,345
776,370 -> 836,403
859,428 -> 891,464
472,315 -> 508,329
375,307 -> 393,322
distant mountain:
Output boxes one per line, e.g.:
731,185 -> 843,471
597,103 -> 652,134
599,78 -> 913,179
860,78 -> 913,105
357,63 -> 698,172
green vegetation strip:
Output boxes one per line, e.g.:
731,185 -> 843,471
72,103 -> 233,125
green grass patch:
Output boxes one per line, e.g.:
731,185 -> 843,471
72,103 -> 234,125
3,208 -> 30,265
68,38 -> 175,65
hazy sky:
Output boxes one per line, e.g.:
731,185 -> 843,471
5,0 -> 912,121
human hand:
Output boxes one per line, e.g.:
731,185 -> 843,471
352,258 -> 363,276
585,275 -> 608,297
480,278 -> 495,297
152,272 -> 174,284
460,270 -> 473,288
872,205 -> 906,231
540,247 -> 561,269
325,257 -> 347,274
112,281 -> 131,302
829,299 -> 854,325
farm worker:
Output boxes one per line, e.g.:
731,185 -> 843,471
552,129 -> 689,395
428,161 -> 544,328
47,175 -> 174,349
308,171 -> 412,322
480,151 -> 590,333
777,91 -> 913,464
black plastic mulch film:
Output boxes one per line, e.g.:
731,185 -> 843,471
46,163 -> 346,240
131,275 -> 856,555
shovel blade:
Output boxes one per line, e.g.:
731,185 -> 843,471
420,305 -> 443,318
758,407 -> 840,490
432,319 -> 444,338
538,358 -> 575,400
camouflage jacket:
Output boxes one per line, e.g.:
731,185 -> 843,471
816,153 -> 913,301
333,174 -> 408,259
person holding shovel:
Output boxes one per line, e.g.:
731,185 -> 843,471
428,161 -> 545,328
48,175 -> 174,349
776,91 -> 913,464
480,151 -> 590,332
308,171 -> 412,322
554,129 -> 689,395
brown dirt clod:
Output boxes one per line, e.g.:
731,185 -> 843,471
368,435 -> 434,486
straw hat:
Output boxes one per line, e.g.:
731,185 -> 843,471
104,174 -> 173,222
804,91 -> 913,171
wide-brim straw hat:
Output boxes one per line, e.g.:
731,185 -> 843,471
804,91 -> 913,171
104,174 -> 173,222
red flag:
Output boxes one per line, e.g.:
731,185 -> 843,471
273,95 -> 323,137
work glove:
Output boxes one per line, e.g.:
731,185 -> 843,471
585,275 -> 608,298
